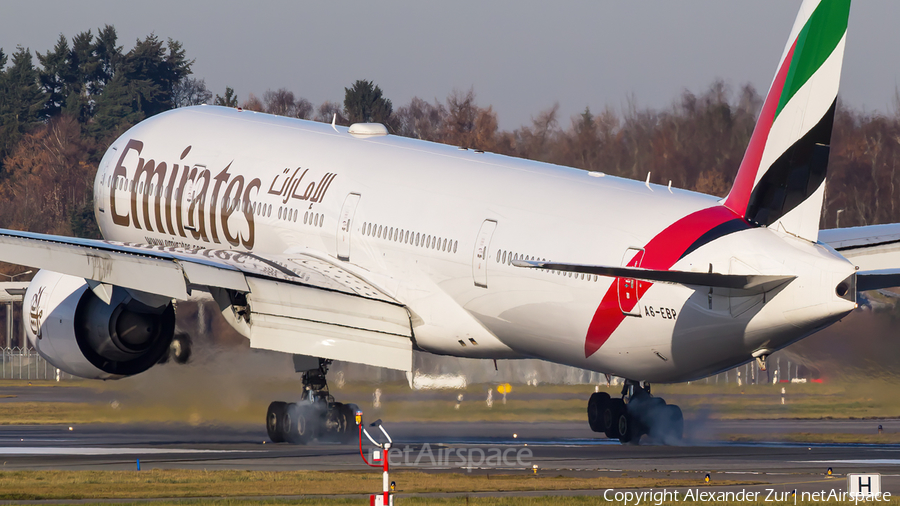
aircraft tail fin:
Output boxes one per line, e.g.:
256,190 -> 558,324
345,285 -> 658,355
723,0 -> 850,242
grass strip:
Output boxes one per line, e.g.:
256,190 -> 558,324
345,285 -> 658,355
725,432 -> 900,444
5,497 -> 900,505
5,378 -> 900,425
0,469 -> 750,500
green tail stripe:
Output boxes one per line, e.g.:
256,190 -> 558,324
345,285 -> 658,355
776,0 -> 850,118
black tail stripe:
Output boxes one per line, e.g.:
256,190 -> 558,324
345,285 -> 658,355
745,99 -> 837,226
679,218 -> 751,260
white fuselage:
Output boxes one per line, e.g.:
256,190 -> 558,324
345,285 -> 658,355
91,106 -> 857,382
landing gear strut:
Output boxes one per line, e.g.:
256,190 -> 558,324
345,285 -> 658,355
587,380 -> 683,444
266,358 -> 360,444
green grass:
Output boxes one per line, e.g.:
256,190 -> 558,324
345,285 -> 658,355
21,500 -> 900,506
3,377 -> 900,426
0,379 -> 89,387
0,469 -> 746,500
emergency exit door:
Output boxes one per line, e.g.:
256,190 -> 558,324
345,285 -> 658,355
472,220 -> 497,288
336,193 -> 361,261
618,247 -> 644,316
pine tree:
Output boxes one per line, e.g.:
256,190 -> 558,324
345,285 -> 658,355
88,71 -> 143,139
88,34 -> 190,139
119,35 -> 192,117
37,35 -> 72,117
92,25 -> 121,93
214,86 -> 239,107
344,79 -> 392,125
0,47 -> 48,174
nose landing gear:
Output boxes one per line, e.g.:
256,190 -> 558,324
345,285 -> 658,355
266,358 -> 360,444
587,380 -> 683,444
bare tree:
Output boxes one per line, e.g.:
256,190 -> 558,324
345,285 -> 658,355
315,101 -> 347,125
263,88 -> 296,117
395,97 -> 446,141
295,98 -> 313,120
0,114 -> 96,236
172,77 -> 213,107
513,103 -> 560,161
241,93 -> 264,112
443,88 -> 501,150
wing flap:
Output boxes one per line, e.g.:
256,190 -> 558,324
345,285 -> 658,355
178,260 -> 249,292
246,277 -> 413,371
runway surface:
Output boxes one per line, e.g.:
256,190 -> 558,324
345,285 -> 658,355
1,420 -> 899,495
2,384 -> 899,498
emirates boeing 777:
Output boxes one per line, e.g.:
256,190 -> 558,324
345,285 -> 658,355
2,0 -> 893,444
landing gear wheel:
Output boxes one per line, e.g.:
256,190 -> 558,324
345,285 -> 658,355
266,401 -> 287,443
266,358 -> 364,445
604,398 -> 624,439
339,403 -> 361,444
284,403 -> 314,445
602,400 -> 618,439
600,380 -> 685,445
587,392 -> 610,433
609,398 -> 634,443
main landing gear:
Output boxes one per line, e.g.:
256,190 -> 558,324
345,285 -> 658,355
266,358 -> 360,444
587,380 -> 683,445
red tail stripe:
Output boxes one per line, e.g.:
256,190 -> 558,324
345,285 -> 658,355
724,39 -> 797,217
584,206 -> 741,358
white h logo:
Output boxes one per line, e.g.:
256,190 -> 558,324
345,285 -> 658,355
848,473 -> 881,499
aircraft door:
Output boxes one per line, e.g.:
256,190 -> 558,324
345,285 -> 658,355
618,247 -> 644,316
337,193 -> 361,261
472,220 -> 497,288
181,178 -> 195,233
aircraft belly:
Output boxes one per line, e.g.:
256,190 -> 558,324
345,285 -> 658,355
462,276 -> 596,364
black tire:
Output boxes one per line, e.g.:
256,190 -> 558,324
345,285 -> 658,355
284,403 -> 314,445
609,398 -> 634,443
604,398 -> 623,439
587,392 -> 610,433
336,403 -> 358,444
266,401 -> 287,443
281,402 -> 298,443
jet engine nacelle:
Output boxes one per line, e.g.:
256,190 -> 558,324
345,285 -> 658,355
24,270 -> 175,379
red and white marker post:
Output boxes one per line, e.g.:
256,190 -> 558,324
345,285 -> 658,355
358,411 -> 394,506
